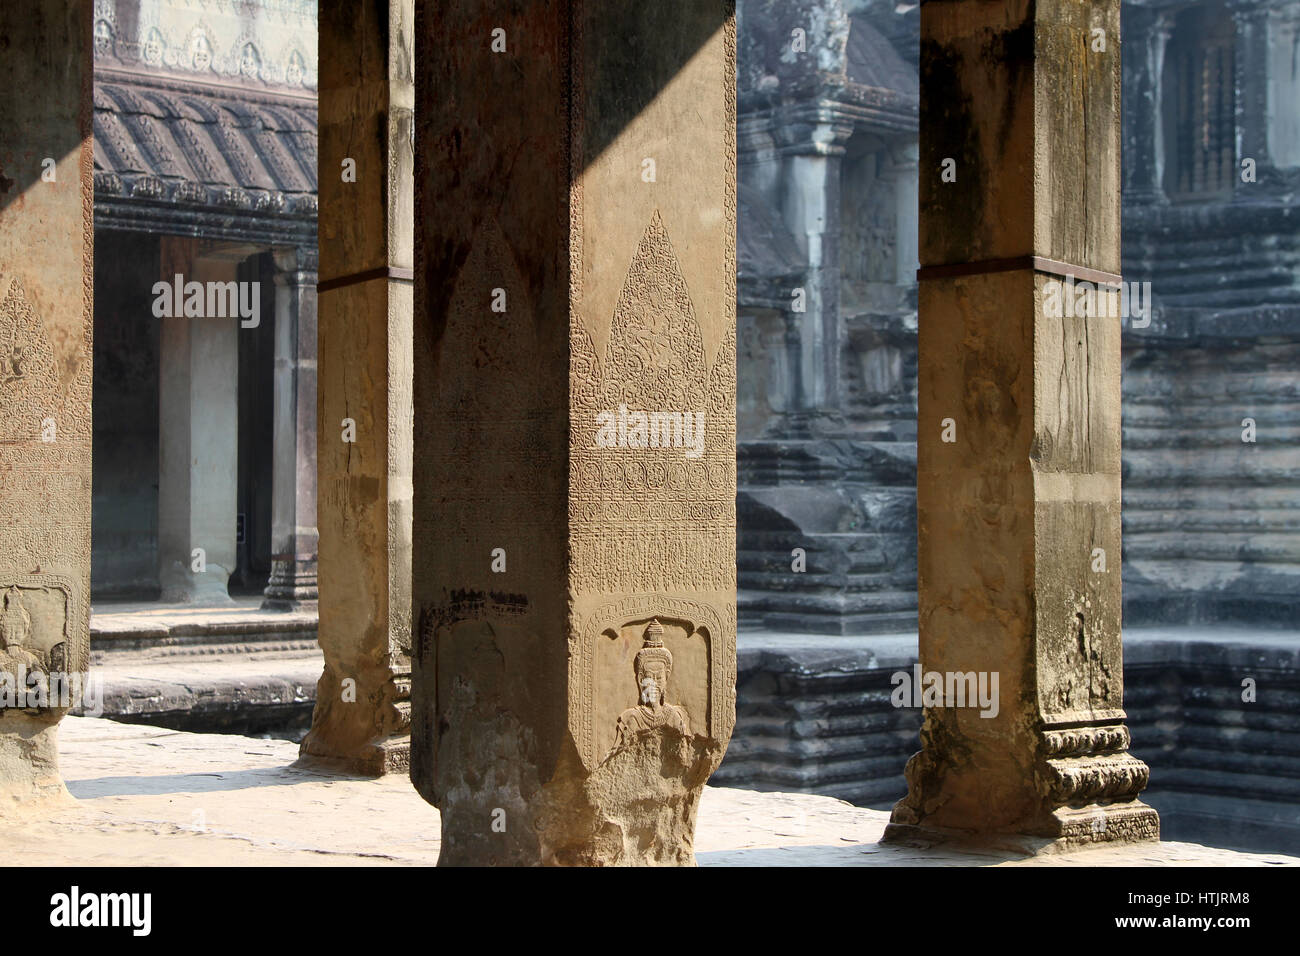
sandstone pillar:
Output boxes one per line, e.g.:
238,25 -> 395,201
157,240 -> 241,605
262,245 -> 319,610
411,1 -> 737,866
1122,6 -> 1171,205
778,118 -> 852,423
1232,1 -> 1275,192
885,0 -> 1159,850
301,0 -> 414,774
891,143 -> 920,289
0,0 -> 92,802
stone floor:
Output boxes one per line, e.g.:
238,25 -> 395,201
90,596 -> 317,651
2,717 -> 1295,866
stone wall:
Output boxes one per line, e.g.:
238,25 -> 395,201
92,0 -> 316,89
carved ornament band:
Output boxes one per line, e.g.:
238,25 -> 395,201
317,265 -> 415,293
917,255 -> 1122,286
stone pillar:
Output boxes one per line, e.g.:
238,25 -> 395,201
300,0 -> 414,775
885,0 -> 1159,850
157,239 -> 243,605
1232,0 -> 1273,191
0,0 -> 92,802
1262,3 -> 1300,172
411,0 -> 737,866
891,142 -> 920,289
777,114 -> 853,425
1122,5 -> 1171,206
262,245 -> 319,610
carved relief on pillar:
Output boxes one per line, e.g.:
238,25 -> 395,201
569,597 -> 736,772
567,207 -> 737,778
0,576 -> 78,703
569,211 -> 737,596
425,215 -> 551,519
0,277 -> 91,697
0,278 -> 81,443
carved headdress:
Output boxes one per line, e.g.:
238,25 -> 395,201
635,619 -> 673,677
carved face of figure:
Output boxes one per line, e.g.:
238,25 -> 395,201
637,659 -> 669,706
143,29 -> 163,65
94,20 -> 114,55
191,35 -> 211,71
240,44 -> 260,78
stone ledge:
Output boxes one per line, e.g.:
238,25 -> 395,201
718,626 -> 1300,855
80,649 -> 322,736
85,598 -> 322,734
2,718 -> 1292,867
90,597 -> 318,657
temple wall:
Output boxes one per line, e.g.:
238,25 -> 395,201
733,0 -> 1300,633
93,0 -> 316,88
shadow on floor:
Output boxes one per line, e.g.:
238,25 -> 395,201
65,763 -> 372,799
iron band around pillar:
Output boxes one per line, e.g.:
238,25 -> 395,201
317,265 -> 415,293
917,255 -> 1122,286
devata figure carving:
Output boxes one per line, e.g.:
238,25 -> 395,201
0,587 -> 42,676
614,619 -> 690,748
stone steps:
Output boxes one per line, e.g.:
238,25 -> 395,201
717,628 -> 1300,853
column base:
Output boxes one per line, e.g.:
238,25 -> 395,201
296,734 -> 410,777
261,558 -> 318,610
882,800 -> 1161,856
0,713 -> 72,808
296,666 -> 410,776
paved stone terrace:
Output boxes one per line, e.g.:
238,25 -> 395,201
2,718 -> 1294,866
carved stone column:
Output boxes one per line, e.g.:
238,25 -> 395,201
0,0 -> 92,802
775,111 -> 854,429
300,0 -> 414,775
1122,5 -> 1171,206
1231,0 -> 1273,193
262,245 -> 319,610
891,142 -> 920,289
885,0 -> 1159,850
411,0 -> 737,866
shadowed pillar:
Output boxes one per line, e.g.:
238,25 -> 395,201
301,0 -> 414,775
411,0 -> 738,865
0,0 -> 92,803
262,245 -> 319,610
885,0 -> 1159,850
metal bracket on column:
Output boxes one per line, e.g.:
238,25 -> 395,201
317,265 -> 415,293
917,255 -> 1122,286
